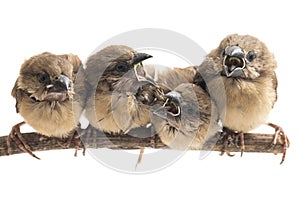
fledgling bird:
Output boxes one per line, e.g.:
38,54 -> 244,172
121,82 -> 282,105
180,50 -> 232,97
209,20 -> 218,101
134,65 -> 204,167
196,34 -> 289,163
84,44 -> 201,135
84,45 -> 159,135
83,46 -> 200,168
151,82 -> 222,150
8,52 -> 85,158
135,65 -> 199,106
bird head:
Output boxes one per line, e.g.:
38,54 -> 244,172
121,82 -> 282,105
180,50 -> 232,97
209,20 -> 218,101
153,84 -> 201,136
151,83 -> 223,150
210,34 -> 277,79
87,45 -> 155,92
154,90 -> 182,130
133,52 -> 156,84
17,52 -> 74,102
109,50 -> 155,84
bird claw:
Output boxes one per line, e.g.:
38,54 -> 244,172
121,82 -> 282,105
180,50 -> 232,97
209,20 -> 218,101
135,148 -> 144,171
219,150 -> 235,157
7,121 -> 40,159
57,128 -> 86,157
218,128 -> 245,157
267,123 -> 290,164
134,134 -> 157,171
239,132 -> 245,157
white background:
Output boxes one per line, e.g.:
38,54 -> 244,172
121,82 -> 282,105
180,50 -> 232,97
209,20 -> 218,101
1,0 -> 299,199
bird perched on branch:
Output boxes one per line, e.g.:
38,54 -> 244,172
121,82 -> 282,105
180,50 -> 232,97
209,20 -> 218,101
196,34 -> 289,163
151,82 -> 222,150
83,45 -> 161,170
84,45 -> 162,135
84,44 -> 204,135
83,46 -> 201,168
8,52 -> 85,159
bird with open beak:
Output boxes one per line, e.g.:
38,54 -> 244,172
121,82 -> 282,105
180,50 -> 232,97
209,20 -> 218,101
8,52 -> 85,158
151,82 -> 222,150
84,45 -> 163,169
84,45 -> 160,135
196,34 -> 289,163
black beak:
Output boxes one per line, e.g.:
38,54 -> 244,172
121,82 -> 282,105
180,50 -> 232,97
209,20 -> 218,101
133,52 -> 156,85
225,46 -> 245,58
50,74 -> 71,92
222,46 -> 246,78
133,53 -> 153,65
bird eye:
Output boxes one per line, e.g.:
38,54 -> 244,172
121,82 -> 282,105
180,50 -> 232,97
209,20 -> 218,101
37,72 -> 50,83
246,51 -> 256,62
115,63 -> 128,72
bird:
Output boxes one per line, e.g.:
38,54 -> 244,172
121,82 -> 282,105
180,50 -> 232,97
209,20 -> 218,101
83,46 -> 201,168
83,45 -> 162,170
151,82 -> 222,150
84,44 -> 203,134
195,34 -> 289,163
84,45 -> 160,135
8,52 -> 85,159
133,65 -> 200,108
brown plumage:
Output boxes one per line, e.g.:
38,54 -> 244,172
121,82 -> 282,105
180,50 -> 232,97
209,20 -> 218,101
136,65 -> 199,105
195,34 -> 289,162
84,47 -> 201,168
8,52 -> 84,158
151,83 -> 222,150
84,45 -> 156,134
141,64 -> 221,150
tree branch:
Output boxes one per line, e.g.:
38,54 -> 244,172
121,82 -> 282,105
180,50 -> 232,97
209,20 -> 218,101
0,126 -> 286,158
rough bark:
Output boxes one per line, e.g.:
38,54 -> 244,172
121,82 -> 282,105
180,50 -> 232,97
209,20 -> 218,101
0,126 -> 285,158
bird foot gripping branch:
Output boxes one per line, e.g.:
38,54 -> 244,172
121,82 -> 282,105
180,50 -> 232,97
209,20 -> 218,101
7,122 -> 86,159
56,128 -> 86,157
217,127 -> 245,157
8,52 -> 85,159
4,35 -> 291,167
217,125 -> 290,164
195,34 -> 290,164
7,121 -> 40,159
268,123 -> 290,164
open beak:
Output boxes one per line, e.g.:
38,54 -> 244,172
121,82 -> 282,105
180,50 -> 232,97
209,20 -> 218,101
42,74 -> 72,101
51,74 -> 71,92
222,46 -> 246,78
133,52 -> 156,85
153,104 -> 180,130
153,92 -> 182,129
153,104 -> 168,119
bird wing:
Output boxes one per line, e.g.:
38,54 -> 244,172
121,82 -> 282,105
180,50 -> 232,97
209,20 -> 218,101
173,66 -> 197,83
11,78 -> 21,113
